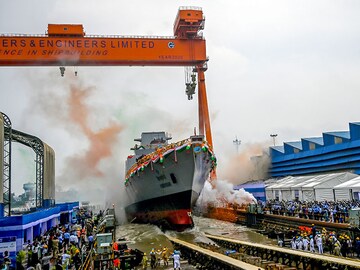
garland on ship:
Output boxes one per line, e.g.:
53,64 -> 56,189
124,139 -> 216,186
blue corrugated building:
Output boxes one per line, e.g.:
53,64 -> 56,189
270,122 -> 360,177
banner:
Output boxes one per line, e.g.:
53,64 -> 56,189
0,237 -> 16,253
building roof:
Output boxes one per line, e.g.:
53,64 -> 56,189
285,141 -> 302,150
302,137 -> 324,145
324,131 -> 351,139
271,146 -> 284,153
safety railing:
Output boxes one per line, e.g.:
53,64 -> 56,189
78,248 -> 93,270
125,138 -> 215,183
0,33 -> 47,37
125,138 -> 192,179
85,34 -> 175,39
0,33 -> 177,39
179,6 -> 202,11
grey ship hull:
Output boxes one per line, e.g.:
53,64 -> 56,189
124,143 -> 213,231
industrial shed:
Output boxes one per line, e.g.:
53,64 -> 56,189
265,172 -> 358,201
269,122 -> 360,177
334,176 -> 360,200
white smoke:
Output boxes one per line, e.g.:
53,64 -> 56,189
196,179 -> 257,209
220,142 -> 270,185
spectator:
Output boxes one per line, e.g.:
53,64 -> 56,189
3,251 -> 10,269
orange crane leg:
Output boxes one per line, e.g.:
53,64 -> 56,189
197,67 -> 217,181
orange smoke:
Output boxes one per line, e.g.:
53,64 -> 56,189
68,84 -> 93,135
67,84 -> 123,177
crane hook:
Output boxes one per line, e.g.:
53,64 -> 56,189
59,67 -> 65,77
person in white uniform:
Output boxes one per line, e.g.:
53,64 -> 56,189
297,237 -> 303,250
302,237 -> 309,251
315,233 -> 323,254
309,235 -> 315,252
173,251 -> 181,270
291,237 -> 297,249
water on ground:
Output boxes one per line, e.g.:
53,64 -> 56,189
115,216 -> 276,269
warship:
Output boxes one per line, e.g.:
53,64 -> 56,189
124,131 -> 216,231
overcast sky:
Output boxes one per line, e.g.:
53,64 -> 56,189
1,1 -> 360,200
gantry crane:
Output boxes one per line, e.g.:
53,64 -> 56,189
0,7 -> 215,175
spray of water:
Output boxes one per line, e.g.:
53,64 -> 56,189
194,144 -> 268,215
196,179 -> 256,210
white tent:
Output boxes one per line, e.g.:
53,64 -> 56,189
290,174 -> 330,201
264,177 -> 283,200
266,176 -> 313,201
300,172 -> 357,201
265,172 -> 358,201
334,176 -> 360,200
266,176 -> 295,200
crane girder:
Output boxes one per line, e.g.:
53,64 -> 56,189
0,36 -> 206,66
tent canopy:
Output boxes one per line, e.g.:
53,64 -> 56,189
265,172 -> 359,201
301,172 -> 357,190
334,175 -> 360,189
266,172 -> 357,190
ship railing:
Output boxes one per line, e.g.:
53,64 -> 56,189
125,138 -> 214,181
125,138 -> 201,179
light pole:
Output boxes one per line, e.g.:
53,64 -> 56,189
233,136 -> 241,154
270,134 -> 278,147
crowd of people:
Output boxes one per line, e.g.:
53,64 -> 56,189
279,225 -> 360,258
141,247 -> 181,270
1,207 -> 102,270
262,199 -> 360,223
2,198 -> 359,269
256,199 -> 360,259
